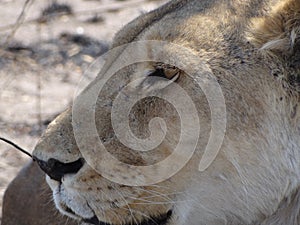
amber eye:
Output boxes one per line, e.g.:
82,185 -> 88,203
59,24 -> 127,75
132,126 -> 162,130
149,63 -> 180,81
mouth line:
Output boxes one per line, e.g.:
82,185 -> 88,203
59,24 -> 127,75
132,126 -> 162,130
60,203 -> 81,220
65,206 -> 76,215
83,210 -> 172,225
84,215 -> 109,225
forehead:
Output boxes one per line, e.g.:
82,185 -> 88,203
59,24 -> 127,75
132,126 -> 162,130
126,0 -> 268,55
140,11 -> 222,51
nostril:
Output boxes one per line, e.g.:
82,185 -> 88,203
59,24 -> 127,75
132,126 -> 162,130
33,157 -> 84,182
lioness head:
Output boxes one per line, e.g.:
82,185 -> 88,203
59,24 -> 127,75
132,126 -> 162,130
32,0 -> 300,225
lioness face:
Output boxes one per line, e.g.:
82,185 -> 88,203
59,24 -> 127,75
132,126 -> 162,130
33,1 -> 300,225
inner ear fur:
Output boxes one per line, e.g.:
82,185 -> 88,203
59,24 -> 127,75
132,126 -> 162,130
248,0 -> 300,55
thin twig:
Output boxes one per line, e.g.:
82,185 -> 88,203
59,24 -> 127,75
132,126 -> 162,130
4,0 -> 34,46
36,23 -> 42,136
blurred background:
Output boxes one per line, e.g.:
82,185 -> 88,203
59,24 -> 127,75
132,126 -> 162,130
0,0 -> 166,222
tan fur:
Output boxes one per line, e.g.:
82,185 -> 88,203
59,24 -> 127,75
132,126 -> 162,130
4,0 -> 300,225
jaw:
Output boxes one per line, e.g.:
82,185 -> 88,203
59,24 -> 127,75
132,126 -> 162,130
46,176 -> 174,225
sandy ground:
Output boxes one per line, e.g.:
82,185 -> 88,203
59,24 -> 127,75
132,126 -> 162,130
0,0 -> 166,222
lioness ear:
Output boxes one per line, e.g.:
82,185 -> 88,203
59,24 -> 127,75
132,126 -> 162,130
248,0 -> 300,55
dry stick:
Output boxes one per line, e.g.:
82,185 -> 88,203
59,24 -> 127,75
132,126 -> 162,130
0,137 -> 32,158
36,68 -> 42,135
36,24 -> 42,136
3,0 -> 34,46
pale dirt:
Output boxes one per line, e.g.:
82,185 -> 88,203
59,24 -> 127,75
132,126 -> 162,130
0,0 -> 166,222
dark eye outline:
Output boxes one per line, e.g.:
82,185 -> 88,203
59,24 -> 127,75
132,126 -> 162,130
148,66 -> 180,82
148,68 -> 167,78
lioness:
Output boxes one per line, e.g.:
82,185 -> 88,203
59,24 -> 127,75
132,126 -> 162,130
3,0 -> 300,224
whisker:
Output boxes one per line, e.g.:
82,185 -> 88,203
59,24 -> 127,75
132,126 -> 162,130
126,196 -> 184,205
133,187 -> 177,202
122,207 -> 159,225
0,136 -> 32,158
146,184 -> 175,191
100,189 -> 123,224
128,191 -> 184,200
112,186 -> 139,225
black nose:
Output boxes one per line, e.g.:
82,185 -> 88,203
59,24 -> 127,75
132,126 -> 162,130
33,157 -> 84,182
